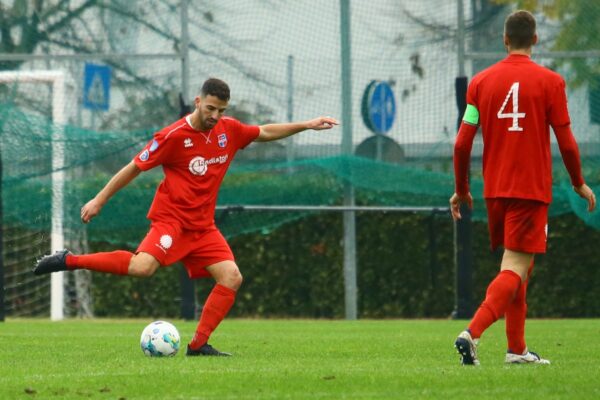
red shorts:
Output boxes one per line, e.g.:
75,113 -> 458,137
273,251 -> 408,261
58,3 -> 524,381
485,198 -> 549,254
136,221 -> 235,279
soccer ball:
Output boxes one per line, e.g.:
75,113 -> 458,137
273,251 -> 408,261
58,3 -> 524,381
140,320 -> 181,357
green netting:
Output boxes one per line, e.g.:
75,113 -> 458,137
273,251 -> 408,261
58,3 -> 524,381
1,0 -> 600,317
2,100 -> 599,250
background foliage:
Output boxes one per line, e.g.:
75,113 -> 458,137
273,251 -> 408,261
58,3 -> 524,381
91,211 -> 600,319
2,0 -> 600,318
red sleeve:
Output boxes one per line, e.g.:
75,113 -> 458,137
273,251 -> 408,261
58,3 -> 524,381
133,131 -> 172,171
454,122 -> 478,195
466,78 -> 477,106
230,118 -> 260,149
548,77 -> 571,128
453,79 -> 478,195
553,125 -> 584,187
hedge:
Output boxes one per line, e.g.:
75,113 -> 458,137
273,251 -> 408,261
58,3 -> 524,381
91,212 -> 600,318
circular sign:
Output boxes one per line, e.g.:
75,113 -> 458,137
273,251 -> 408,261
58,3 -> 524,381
361,80 -> 396,135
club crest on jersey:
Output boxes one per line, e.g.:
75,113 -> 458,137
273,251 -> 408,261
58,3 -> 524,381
184,138 -> 194,148
139,149 -> 150,162
218,133 -> 227,148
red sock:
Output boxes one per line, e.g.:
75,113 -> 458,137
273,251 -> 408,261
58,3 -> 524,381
505,261 -> 534,354
468,270 -> 522,339
66,251 -> 133,275
189,284 -> 236,350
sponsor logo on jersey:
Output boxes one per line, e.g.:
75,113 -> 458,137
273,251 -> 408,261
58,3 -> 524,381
139,149 -> 150,162
160,235 -> 173,249
149,140 -> 159,152
184,138 -> 193,148
155,234 -> 173,254
218,133 -> 227,148
188,155 -> 229,176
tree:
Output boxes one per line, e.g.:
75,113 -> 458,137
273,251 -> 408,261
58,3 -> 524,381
0,0 -> 280,129
495,0 -> 600,87
382,0 -> 509,81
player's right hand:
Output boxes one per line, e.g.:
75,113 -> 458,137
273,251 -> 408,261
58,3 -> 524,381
307,116 -> 339,130
574,184 -> 596,212
81,198 -> 103,223
449,192 -> 473,221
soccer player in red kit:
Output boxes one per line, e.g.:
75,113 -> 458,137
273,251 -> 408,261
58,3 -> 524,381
34,78 -> 338,356
450,10 -> 596,365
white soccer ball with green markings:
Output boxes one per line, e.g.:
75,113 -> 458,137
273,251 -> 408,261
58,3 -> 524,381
140,321 -> 181,357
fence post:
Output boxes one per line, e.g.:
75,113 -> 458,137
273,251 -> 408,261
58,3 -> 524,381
180,266 -> 196,320
453,76 -> 474,319
0,144 -> 4,322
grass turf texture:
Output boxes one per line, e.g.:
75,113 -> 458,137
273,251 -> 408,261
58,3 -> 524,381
1,319 -> 599,399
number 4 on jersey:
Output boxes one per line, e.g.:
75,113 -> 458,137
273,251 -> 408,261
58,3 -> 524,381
497,82 -> 526,131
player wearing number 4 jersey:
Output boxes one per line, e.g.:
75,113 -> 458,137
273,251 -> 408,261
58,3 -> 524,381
450,10 -> 596,366
34,78 -> 338,356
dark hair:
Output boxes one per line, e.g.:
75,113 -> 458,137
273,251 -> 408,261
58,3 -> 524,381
200,78 -> 230,101
504,10 -> 536,49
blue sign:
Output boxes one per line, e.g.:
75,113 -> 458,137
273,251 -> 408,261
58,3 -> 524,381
83,63 -> 111,111
361,80 -> 396,135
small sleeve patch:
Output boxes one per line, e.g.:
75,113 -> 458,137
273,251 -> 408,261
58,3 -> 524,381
462,104 -> 479,125
139,149 -> 150,161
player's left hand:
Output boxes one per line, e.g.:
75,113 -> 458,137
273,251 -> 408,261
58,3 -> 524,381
307,116 -> 339,130
449,192 -> 473,221
573,184 -> 596,212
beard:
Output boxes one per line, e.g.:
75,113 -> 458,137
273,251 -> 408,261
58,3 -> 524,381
201,118 -> 217,130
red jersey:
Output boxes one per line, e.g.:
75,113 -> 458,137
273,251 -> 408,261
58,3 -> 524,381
134,115 -> 260,230
455,54 -> 583,203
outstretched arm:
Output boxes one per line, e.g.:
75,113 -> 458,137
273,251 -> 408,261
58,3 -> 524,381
255,116 -> 338,142
80,161 -> 142,223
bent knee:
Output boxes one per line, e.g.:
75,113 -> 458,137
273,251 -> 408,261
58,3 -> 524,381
129,254 -> 160,277
221,266 -> 243,290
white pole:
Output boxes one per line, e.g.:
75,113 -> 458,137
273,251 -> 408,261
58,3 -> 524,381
0,71 -> 66,321
51,72 -> 66,321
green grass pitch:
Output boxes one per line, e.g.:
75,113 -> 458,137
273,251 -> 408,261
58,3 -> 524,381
1,319 -> 599,399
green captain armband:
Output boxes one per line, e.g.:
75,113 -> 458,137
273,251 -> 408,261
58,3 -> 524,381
462,104 -> 479,125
